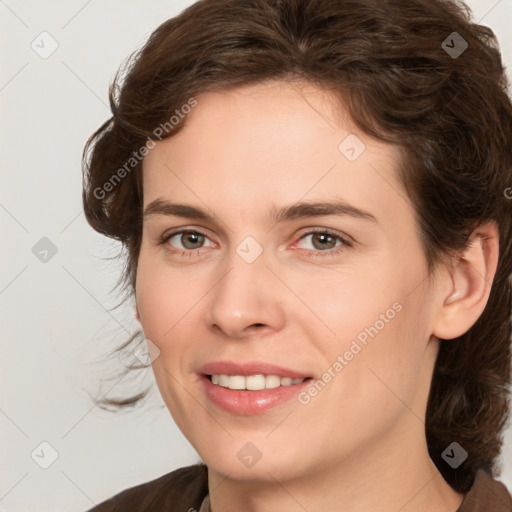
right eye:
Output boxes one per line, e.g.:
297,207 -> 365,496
159,229 -> 215,254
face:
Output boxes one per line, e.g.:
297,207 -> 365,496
136,80 -> 441,482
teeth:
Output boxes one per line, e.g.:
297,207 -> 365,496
228,376 -> 246,390
218,374 -> 230,387
246,374 -> 266,390
210,374 -> 305,390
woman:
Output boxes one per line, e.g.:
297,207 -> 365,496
82,0 -> 512,510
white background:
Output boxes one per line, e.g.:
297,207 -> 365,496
1,1 -> 511,510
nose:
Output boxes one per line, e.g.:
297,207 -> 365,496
206,248 -> 285,339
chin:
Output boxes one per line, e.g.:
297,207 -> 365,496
199,439 -> 308,483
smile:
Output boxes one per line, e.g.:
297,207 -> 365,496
209,374 -> 307,390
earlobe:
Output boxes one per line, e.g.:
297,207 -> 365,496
432,221 -> 499,340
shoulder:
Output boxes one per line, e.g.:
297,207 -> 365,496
458,468 -> 512,512
85,463 -> 208,512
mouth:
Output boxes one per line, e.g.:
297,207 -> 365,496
205,373 -> 313,390
199,366 -> 315,415
198,361 -> 315,414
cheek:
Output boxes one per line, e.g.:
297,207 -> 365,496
331,287 -> 431,424
135,258 -> 202,416
298,248 -> 429,391
135,252 -> 207,341
287,260 -> 403,344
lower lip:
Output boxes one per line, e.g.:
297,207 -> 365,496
200,375 -> 312,415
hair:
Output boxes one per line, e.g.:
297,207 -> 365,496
82,0 -> 512,494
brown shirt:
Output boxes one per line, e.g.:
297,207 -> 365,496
86,463 -> 512,511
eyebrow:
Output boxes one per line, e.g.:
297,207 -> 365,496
143,198 -> 379,225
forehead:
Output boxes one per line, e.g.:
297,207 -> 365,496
141,80 -> 409,228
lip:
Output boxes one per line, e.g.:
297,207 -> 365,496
199,375 -> 312,415
198,361 -> 313,416
199,360 -> 312,380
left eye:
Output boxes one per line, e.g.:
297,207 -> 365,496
295,231 -> 346,252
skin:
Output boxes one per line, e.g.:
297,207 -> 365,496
135,79 -> 499,512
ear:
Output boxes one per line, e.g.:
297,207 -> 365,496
432,221 -> 499,340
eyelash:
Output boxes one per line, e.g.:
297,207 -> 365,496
157,228 -> 353,258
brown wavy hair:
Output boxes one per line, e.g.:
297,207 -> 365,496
82,0 -> 512,494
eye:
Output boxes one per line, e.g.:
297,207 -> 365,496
294,229 -> 352,257
157,227 -> 352,258
159,229 -> 214,253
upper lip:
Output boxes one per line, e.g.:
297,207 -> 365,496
199,361 -> 312,379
